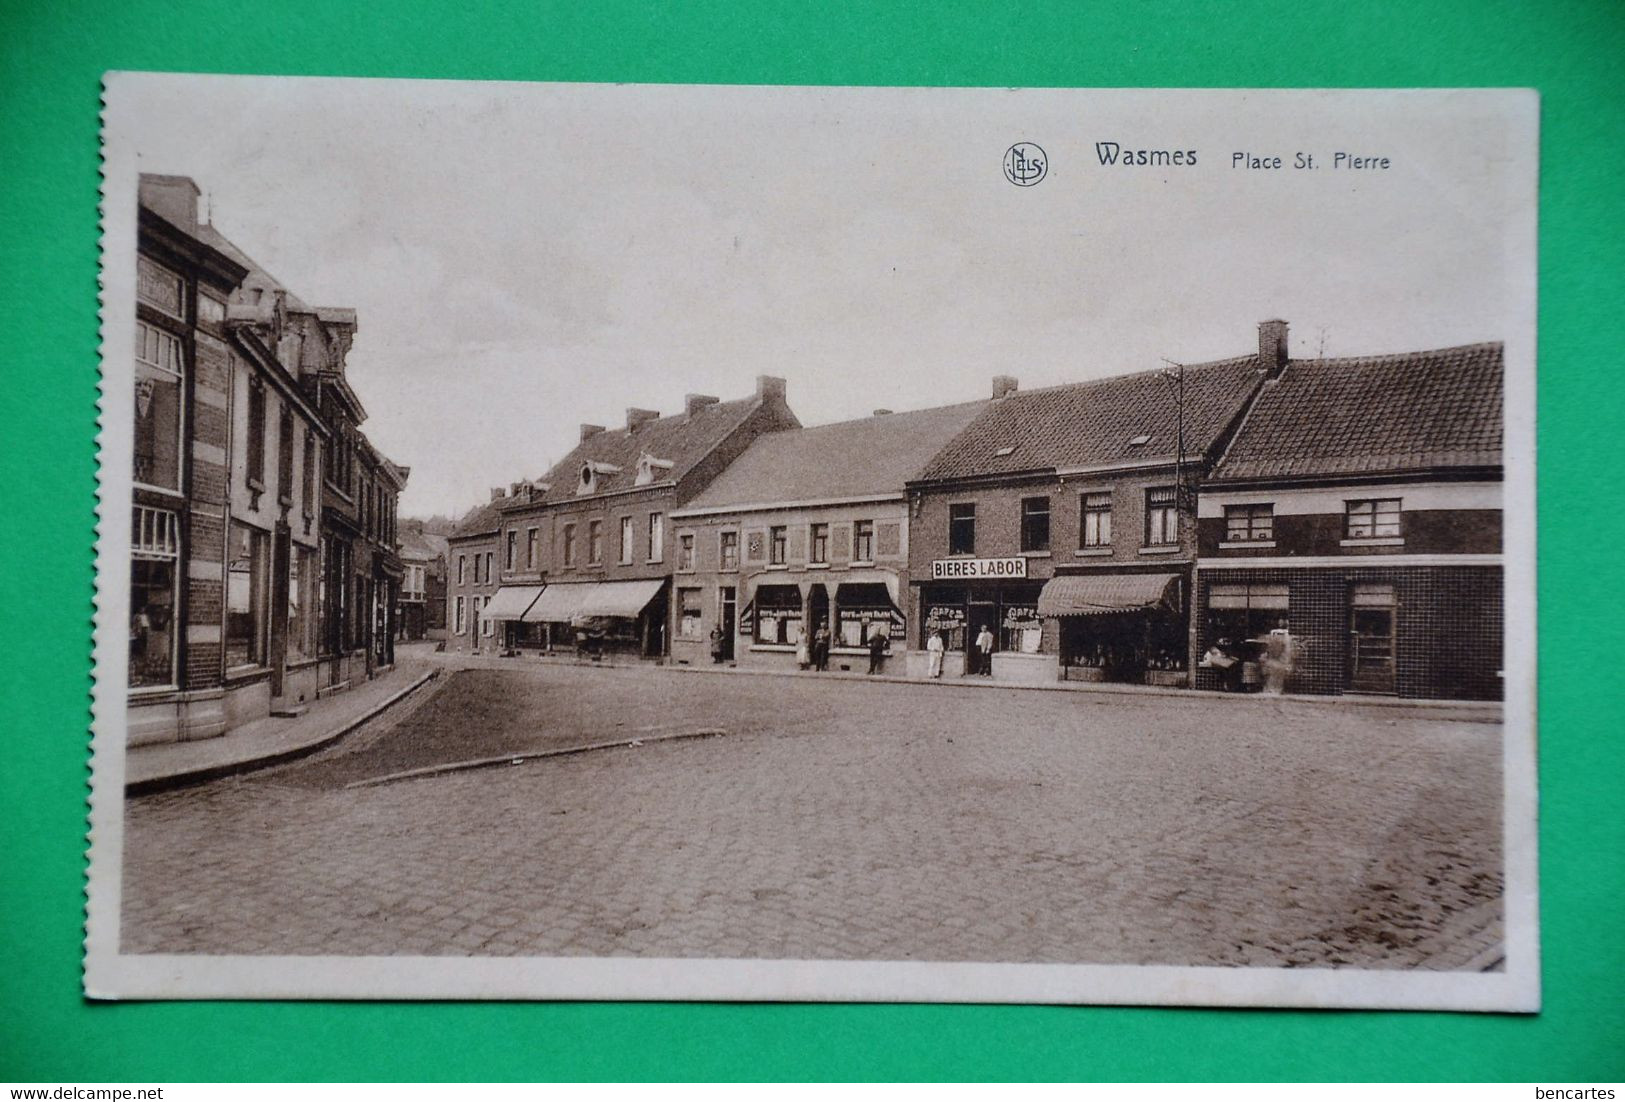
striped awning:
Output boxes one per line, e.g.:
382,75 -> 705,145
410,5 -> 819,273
522,582 -> 596,623
483,584 -> 545,621
1037,574 -> 1180,617
574,578 -> 666,619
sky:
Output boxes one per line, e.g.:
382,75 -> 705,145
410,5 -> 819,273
110,78 -> 1533,518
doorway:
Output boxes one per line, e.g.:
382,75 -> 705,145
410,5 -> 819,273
1349,583 -> 1397,694
966,599 -> 998,675
269,526 -> 290,698
718,585 -> 737,661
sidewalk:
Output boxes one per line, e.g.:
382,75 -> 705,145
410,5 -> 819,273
431,649 -> 1505,724
125,662 -> 440,795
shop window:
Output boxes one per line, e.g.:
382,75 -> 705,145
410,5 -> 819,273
1080,492 -> 1112,548
287,545 -> 316,663
620,516 -> 635,565
1145,487 -> 1178,546
129,506 -> 179,688
810,522 -> 829,564
1347,498 -> 1402,539
836,582 -> 902,648
588,520 -> 603,564
1020,496 -> 1050,553
133,321 -> 184,493
1225,503 -> 1274,542
677,532 -> 695,571
648,513 -> 664,562
921,586 -> 967,651
1001,597 -> 1042,653
720,530 -> 740,572
769,526 -> 788,565
225,522 -> 270,669
853,519 -> 875,563
678,587 -> 704,639
527,527 -> 539,569
949,503 -> 976,555
1205,583 -> 1289,644
246,378 -> 267,489
505,530 -> 517,571
754,584 -> 803,645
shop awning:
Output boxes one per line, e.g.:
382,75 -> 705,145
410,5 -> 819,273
482,584 -> 546,621
523,582 -> 596,623
574,578 -> 666,619
1037,573 -> 1180,617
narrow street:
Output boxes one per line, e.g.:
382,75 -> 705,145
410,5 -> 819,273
123,660 -> 1503,968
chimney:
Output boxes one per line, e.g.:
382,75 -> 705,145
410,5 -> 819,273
873,408 -> 893,416
992,375 -> 1019,400
684,393 -> 720,418
138,174 -> 201,231
626,408 -> 659,431
489,486 -> 507,502
1259,319 -> 1289,377
756,375 -> 787,403
579,423 -> 606,443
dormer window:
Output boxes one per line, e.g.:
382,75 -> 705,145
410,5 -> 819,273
634,451 -> 675,487
575,460 -> 622,496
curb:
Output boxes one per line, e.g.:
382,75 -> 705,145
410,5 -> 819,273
344,727 -> 730,789
126,670 -> 441,797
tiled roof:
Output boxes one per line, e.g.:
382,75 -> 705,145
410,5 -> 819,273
680,400 -> 992,512
1211,343 -> 1503,482
193,223 -> 315,314
449,500 -> 504,540
913,356 -> 1264,483
398,528 -> 446,562
525,395 -> 792,506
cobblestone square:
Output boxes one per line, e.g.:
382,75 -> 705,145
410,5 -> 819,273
122,663 -> 1503,969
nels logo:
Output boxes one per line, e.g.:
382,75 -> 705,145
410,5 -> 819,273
1003,142 -> 1047,187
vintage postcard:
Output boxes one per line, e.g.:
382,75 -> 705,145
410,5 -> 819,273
89,75 -> 1538,1009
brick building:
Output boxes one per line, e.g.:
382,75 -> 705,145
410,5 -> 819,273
1194,340 -> 1503,699
480,377 -> 800,657
666,398 -> 989,672
396,522 -> 448,641
906,327 -> 1276,685
445,499 -> 502,656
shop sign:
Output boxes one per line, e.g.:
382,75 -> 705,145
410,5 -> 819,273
931,557 -> 1027,580
137,257 -> 184,318
924,604 -> 965,632
1002,604 -> 1040,630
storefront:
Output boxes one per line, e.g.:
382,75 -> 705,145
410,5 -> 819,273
916,558 -> 1044,680
498,579 -> 668,658
737,576 -> 907,668
1039,572 -> 1188,686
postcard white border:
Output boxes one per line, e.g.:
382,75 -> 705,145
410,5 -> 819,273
87,75 -> 1540,1011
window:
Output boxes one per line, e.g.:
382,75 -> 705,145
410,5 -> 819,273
1206,583 -> 1289,643
620,516 -> 635,564
769,526 -> 788,565
810,522 -> 829,564
197,292 -> 226,326
1225,503 -> 1274,542
527,527 -> 539,569
853,519 -> 875,563
648,512 -> 664,562
948,503 -> 976,556
754,584 -> 803,645
563,524 -> 577,566
484,551 -> 494,584
678,532 -> 695,572
455,596 -> 466,635
678,587 -> 703,639
225,522 -> 270,668
1145,487 -> 1178,546
246,378 -> 267,488
129,506 -> 179,688
277,409 -> 295,503
133,321 -> 184,492
1020,496 -> 1051,553
720,530 -> 739,571
505,530 -> 517,571
1346,499 -> 1402,539
588,520 -> 603,564
302,433 -> 317,517
482,595 -> 494,636
287,546 -> 316,664
457,554 -> 466,585
836,582 -> 900,649
1081,492 -> 1112,548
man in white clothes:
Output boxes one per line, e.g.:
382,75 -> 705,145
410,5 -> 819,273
926,630 -> 945,678
975,624 -> 995,676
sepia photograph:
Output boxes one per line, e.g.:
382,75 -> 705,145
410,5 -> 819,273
88,76 -> 1538,1009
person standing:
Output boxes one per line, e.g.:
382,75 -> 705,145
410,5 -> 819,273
926,629 -> 945,679
867,624 -> 888,675
812,624 -> 831,671
708,625 -> 725,664
974,624 -> 995,676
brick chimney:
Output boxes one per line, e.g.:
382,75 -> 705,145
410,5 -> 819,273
1259,319 -> 1289,377
138,174 -> 200,231
684,393 -> 720,418
489,486 -> 507,502
626,408 -> 659,431
756,375 -> 787,403
579,423 -> 606,443
992,375 -> 1019,400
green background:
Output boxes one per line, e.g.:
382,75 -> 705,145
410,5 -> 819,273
2,0 -> 1622,1082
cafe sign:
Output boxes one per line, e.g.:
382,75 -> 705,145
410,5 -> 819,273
930,556 -> 1027,580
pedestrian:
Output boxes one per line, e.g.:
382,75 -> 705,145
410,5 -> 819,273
709,625 -> 725,664
974,624 -> 995,676
867,624 -> 888,675
926,629 -> 945,679
796,634 -> 811,671
812,624 -> 831,671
